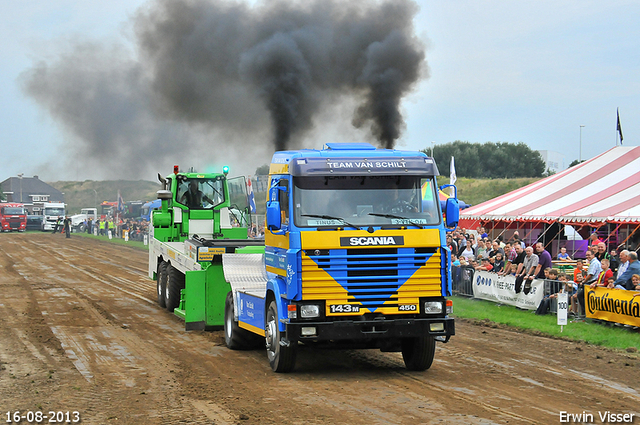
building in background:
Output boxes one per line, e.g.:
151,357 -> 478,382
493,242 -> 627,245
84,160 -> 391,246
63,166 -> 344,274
537,150 -> 567,174
0,175 -> 64,214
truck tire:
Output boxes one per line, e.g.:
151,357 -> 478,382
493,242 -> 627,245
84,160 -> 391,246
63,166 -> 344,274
77,223 -> 86,233
224,292 -> 263,350
265,300 -> 297,373
156,262 -> 167,308
401,336 -> 436,371
165,265 -> 184,312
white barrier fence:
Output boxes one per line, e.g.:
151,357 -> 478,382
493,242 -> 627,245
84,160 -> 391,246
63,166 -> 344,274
472,271 -> 545,310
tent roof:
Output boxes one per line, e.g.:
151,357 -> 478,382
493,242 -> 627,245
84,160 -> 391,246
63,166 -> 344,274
461,146 -> 640,225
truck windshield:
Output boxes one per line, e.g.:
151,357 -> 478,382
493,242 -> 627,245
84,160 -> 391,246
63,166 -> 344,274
44,208 -> 65,216
3,207 -> 25,215
293,175 -> 441,227
176,178 -> 225,209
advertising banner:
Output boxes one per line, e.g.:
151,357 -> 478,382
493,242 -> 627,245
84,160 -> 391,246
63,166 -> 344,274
585,287 -> 640,327
472,271 -> 545,310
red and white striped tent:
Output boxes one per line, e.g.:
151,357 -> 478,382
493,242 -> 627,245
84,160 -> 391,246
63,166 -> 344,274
460,146 -> 640,241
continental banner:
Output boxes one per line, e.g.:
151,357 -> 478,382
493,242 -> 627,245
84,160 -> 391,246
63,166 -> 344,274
472,271 -> 545,310
585,287 -> 640,327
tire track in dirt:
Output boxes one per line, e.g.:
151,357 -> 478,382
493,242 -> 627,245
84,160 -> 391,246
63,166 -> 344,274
3,234 -> 236,424
1,233 -> 639,424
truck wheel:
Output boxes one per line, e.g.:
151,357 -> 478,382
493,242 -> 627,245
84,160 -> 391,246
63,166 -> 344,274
265,300 -> 297,373
78,224 -> 86,233
156,262 -> 167,308
224,292 -> 263,350
401,336 -> 436,371
165,265 -> 184,312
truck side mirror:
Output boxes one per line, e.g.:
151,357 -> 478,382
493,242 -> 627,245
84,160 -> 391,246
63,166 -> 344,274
445,198 -> 459,228
266,200 -> 281,231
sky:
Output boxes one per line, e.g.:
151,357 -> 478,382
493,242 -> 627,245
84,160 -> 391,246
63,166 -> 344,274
1,0 -> 638,182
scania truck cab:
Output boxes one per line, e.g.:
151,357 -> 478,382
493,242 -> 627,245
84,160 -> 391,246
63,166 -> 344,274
224,142 -> 459,372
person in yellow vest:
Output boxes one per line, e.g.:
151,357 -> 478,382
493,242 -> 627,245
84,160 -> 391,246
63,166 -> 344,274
99,219 -> 106,236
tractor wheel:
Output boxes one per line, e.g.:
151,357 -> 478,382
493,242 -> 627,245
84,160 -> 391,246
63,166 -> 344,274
156,262 -> 167,308
165,264 -> 184,312
265,300 -> 297,373
401,336 -> 436,371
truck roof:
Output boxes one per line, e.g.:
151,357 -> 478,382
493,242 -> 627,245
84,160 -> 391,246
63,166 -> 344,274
269,142 -> 439,176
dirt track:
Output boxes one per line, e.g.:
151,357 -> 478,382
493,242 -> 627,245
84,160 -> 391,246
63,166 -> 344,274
0,232 -> 638,424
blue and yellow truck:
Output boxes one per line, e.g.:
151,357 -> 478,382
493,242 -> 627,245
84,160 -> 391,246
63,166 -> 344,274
149,143 -> 458,372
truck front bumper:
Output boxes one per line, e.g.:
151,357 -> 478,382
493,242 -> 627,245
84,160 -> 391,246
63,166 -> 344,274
286,316 -> 455,342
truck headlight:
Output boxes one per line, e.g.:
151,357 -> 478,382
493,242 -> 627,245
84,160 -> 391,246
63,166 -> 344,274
424,301 -> 443,314
300,304 -> 320,318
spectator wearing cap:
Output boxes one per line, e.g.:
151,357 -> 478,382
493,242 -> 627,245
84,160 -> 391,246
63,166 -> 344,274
475,257 -> 493,272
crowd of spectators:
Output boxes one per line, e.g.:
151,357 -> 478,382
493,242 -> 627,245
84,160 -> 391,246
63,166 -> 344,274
80,216 -> 150,242
450,227 -> 640,322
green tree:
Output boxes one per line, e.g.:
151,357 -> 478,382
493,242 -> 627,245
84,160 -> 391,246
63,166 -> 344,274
255,164 -> 270,175
424,141 -> 545,178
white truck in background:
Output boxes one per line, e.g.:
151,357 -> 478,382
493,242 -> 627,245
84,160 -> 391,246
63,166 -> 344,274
70,208 -> 98,232
41,202 -> 66,231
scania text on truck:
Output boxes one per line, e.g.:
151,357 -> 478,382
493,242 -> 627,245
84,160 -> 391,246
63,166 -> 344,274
0,203 -> 27,232
148,143 -> 459,373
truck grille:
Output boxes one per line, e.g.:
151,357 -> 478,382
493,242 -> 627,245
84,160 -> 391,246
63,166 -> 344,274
302,247 -> 441,310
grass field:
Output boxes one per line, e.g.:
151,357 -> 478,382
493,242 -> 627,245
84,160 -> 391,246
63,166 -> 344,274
69,231 -> 149,250
451,295 -> 639,353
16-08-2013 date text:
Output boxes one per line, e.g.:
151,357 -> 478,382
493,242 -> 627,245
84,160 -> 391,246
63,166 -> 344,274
5,411 -> 80,423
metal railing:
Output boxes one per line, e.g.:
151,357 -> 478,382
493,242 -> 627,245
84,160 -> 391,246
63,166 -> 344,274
452,265 -> 475,297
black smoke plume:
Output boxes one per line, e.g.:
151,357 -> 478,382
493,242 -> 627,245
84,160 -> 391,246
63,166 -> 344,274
21,0 -> 426,179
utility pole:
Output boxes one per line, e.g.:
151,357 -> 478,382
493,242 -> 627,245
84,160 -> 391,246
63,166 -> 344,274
17,173 -> 24,203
